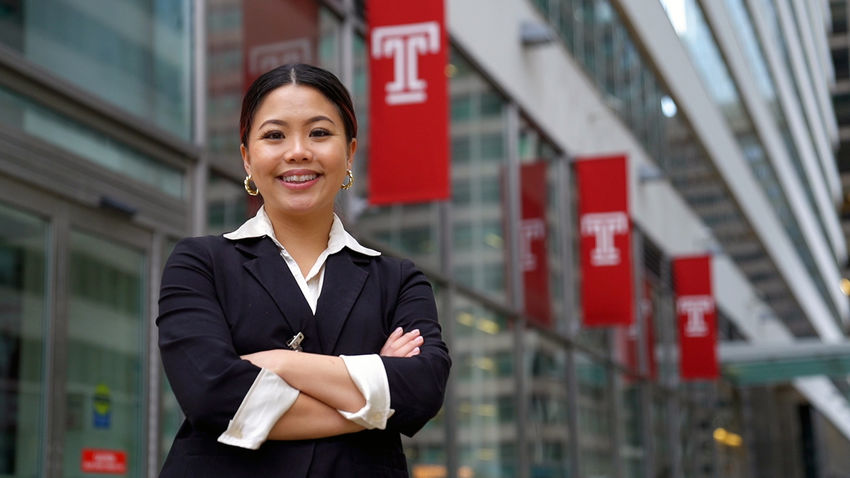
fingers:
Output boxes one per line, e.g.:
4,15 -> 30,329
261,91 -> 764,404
394,330 -> 423,357
380,328 -> 424,357
387,326 -> 404,342
380,327 -> 403,355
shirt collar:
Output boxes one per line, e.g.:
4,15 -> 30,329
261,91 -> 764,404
223,206 -> 380,257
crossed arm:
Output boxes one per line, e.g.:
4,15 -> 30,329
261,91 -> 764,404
241,327 -> 423,440
158,239 -> 449,444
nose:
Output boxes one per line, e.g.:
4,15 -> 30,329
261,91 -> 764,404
284,135 -> 313,162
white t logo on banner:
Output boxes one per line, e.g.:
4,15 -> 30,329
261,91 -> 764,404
580,212 -> 628,266
520,218 -> 546,271
677,295 -> 714,337
249,38 -> 313,76
371,21 -> 440,105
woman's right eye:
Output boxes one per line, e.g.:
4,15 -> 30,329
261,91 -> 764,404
262,131 -> 284,140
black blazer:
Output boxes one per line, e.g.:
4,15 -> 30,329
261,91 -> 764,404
157,235 -> 450,477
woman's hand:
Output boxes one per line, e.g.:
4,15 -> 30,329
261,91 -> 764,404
380,327 -> 423,358
241,349 -> 289,372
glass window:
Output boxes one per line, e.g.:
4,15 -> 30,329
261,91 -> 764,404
206,172 -> 258,235
0,84 -> 185,198
448,49 -> 508,300
63,230 -> 146,477
454,294 -> 516,477
206,0 -> 242,159
318,8 -> 342,73
576,350 -> 615,478
0,202 -> 48,477
652,388 -> 672,477
659,0 -> 839,325
0,0 -> 193,139
620,378 -> 645,478
679,384 -> 718,477
526,331 -> 572,477
833,1 -> 848,34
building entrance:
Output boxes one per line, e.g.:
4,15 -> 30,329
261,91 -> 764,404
0,176 -> 153,478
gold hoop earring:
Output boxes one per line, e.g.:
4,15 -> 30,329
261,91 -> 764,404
244,175 -> 259,196
340,169 -> 354,190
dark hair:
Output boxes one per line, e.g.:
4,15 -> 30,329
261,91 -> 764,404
239,63 -> 358,147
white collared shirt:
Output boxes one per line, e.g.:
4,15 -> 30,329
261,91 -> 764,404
217,207 -> 393,449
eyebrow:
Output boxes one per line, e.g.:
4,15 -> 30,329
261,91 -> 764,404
258,115 -> 336,129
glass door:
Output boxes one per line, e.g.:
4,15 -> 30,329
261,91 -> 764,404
60,223 -> 148,478
0,202 -> 49,478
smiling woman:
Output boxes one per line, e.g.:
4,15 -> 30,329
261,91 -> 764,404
156,64 -> 451,477
241,84 -> 356,249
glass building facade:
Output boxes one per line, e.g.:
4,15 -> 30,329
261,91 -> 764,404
0,1 -> 848,477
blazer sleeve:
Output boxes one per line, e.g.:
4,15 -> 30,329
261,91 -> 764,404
157,237 -> 260,434
381,259 -> 451,437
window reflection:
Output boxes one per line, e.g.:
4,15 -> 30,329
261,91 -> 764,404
64,230 -> 146,477
576,351 -> 614,478
0,85 -> 184,198
0,0 -> 192,139
526,331 -> 571,477
454,294 -> 516,477
207,172 -> 257,235
621,378 -> 645,477
448,50 -> 508,300
0,202 -> 47,477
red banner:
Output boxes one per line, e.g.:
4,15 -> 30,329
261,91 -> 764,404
81,449 -> 127,474
368,0 -> 449,205
520,162 -> 552,326
673,255 -> 718,380
242,0 -> 318,93
576,155 -> 634,327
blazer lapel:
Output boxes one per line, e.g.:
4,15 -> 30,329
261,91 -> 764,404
314,250 -> 369,353
235,238 -> 315,348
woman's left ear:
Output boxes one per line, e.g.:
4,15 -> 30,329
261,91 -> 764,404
240,143 -> 251,174
347,138 -> 357,166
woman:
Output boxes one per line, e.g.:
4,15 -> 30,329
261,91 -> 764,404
157,63 -> 450,477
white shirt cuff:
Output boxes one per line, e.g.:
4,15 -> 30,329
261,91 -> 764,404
217,368 -> 299,449
338,354 -> 395,429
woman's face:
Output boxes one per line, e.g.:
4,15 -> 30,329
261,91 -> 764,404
241,84 -> 356,220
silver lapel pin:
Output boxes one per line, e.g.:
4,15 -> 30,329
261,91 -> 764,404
287,332 -> 305,352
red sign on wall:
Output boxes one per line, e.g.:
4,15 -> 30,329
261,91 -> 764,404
81,449 -> 127,475
242,0 -> 318,92
576,155 -> 634,327
673,255 -> 718,380
368,0 -> 449,205
520,162 -> 552,326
